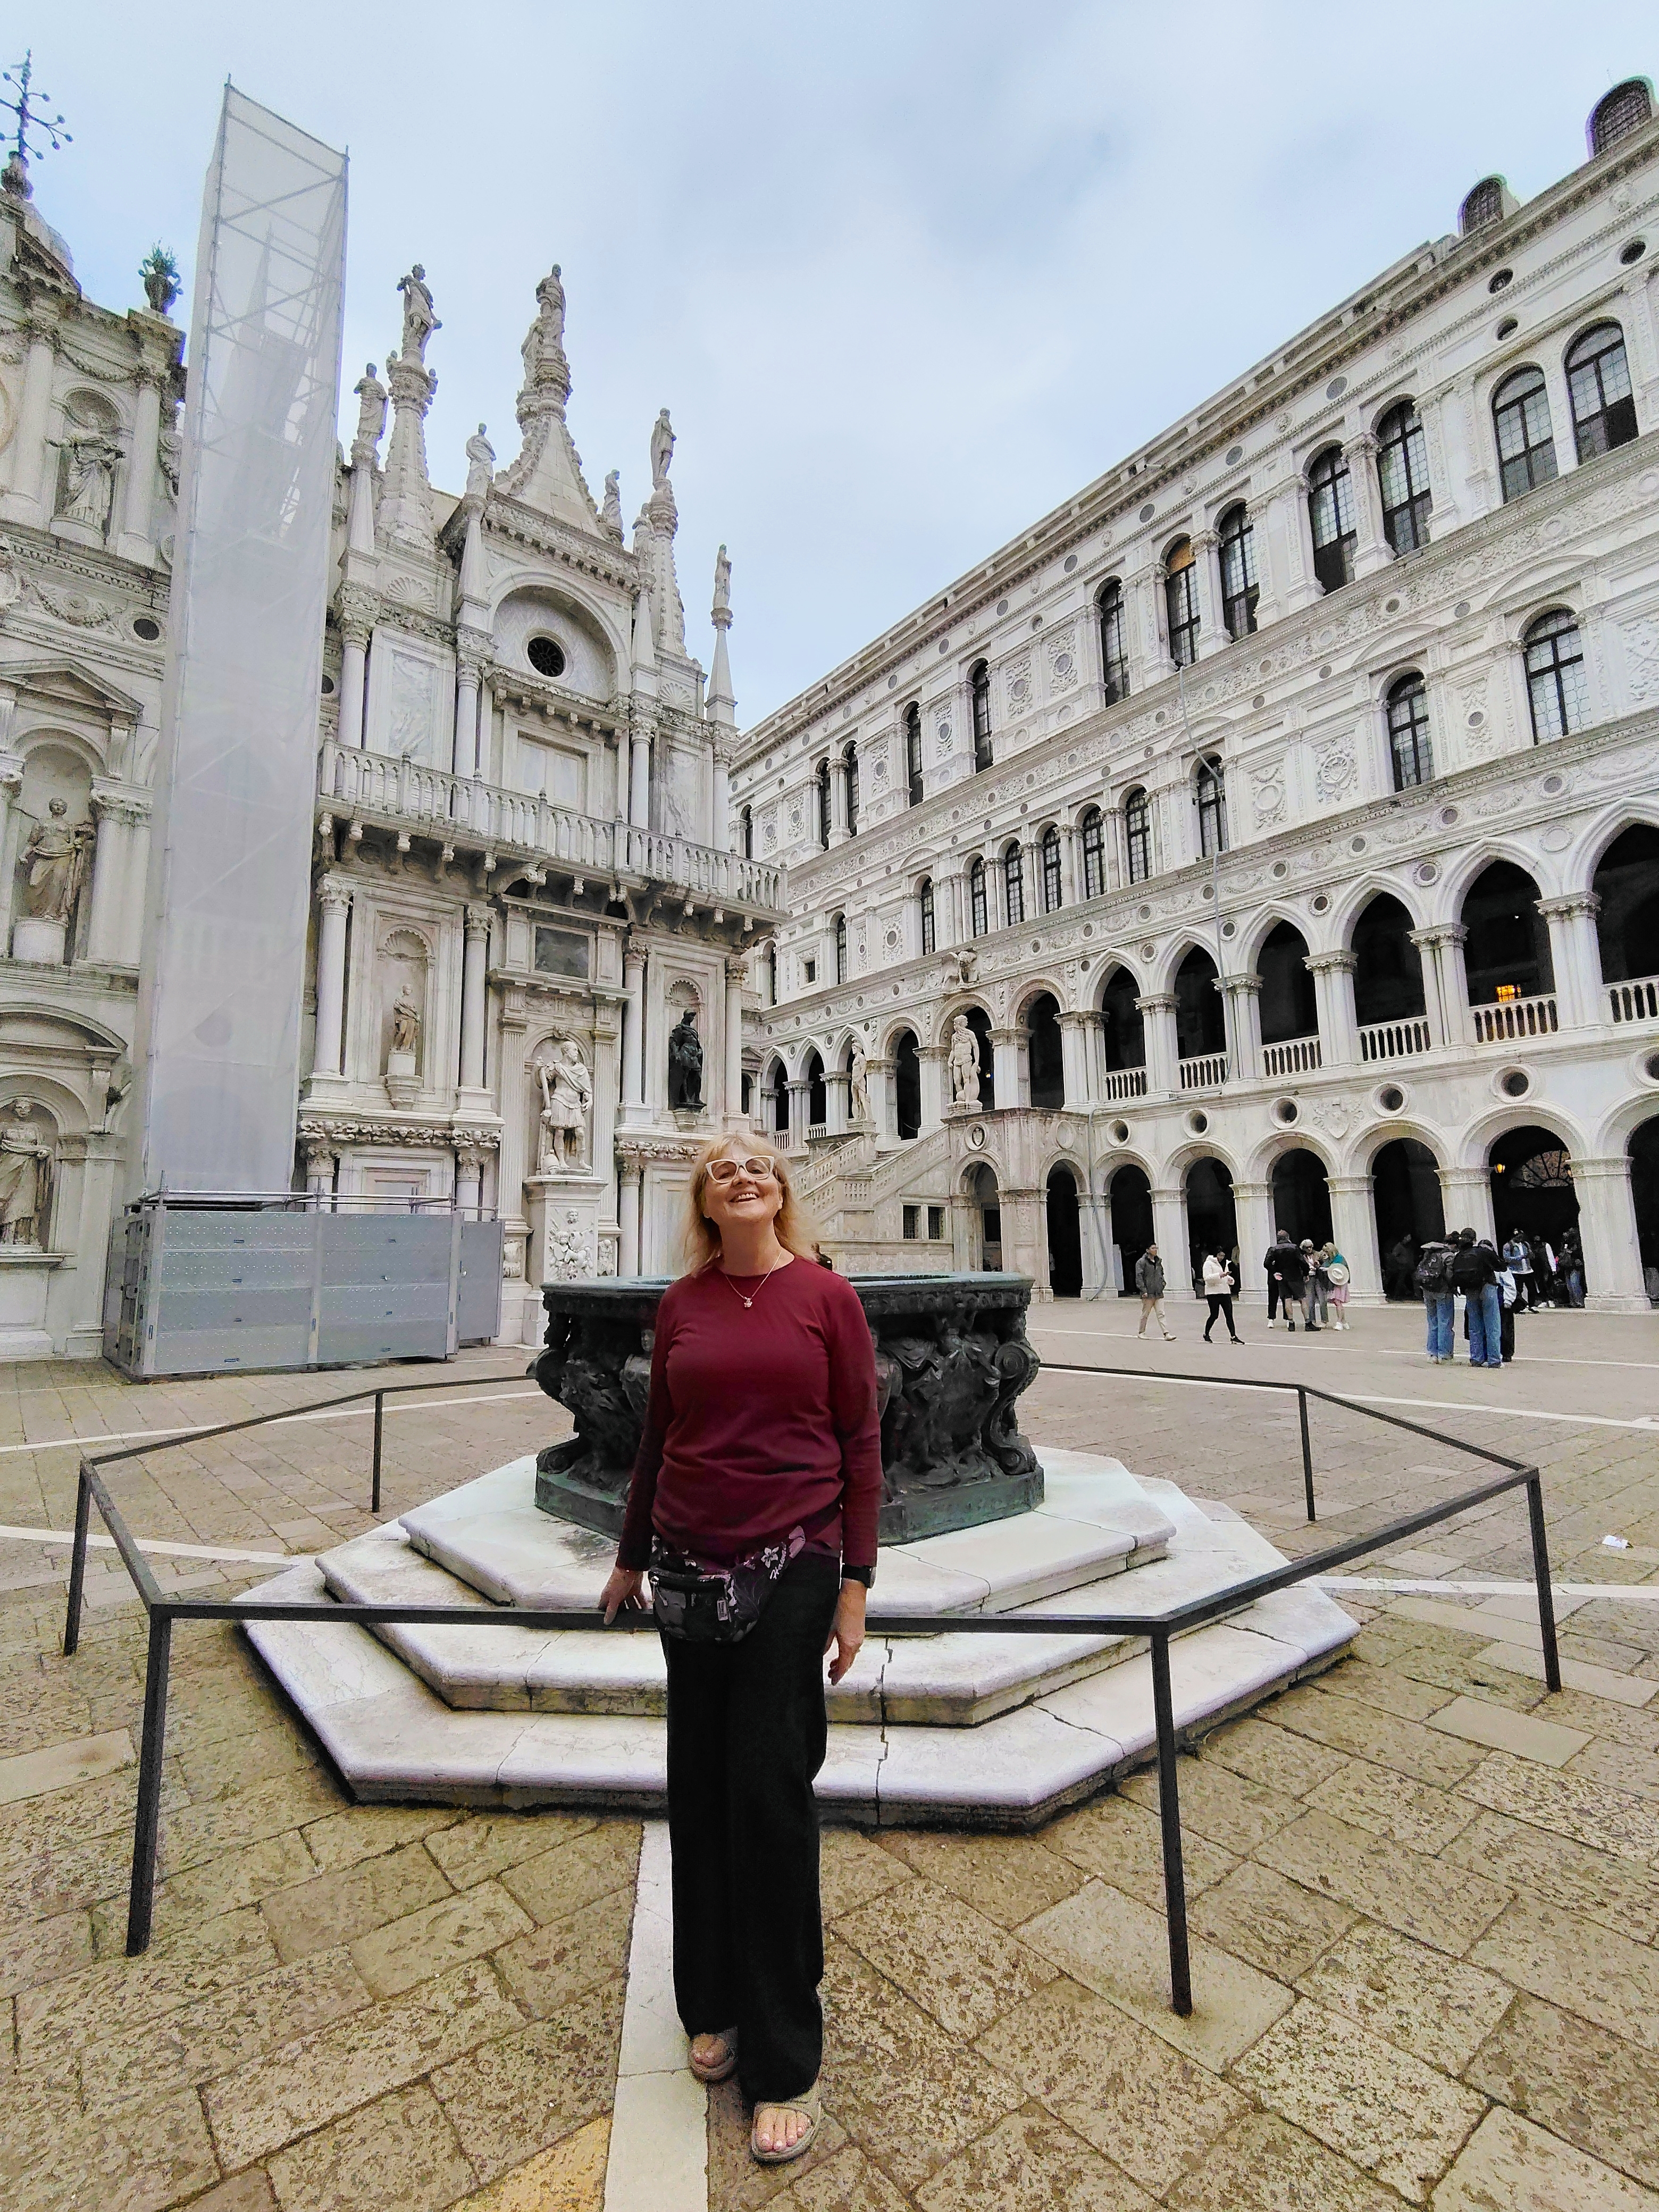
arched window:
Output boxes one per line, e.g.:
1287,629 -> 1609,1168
833,912 -> 848,985
1493,367 -> 1558,501
1041,824 -> 1063,914
1460,176 -> 1509,233
904,702 -> 923,806
1163,538 -> 1200,668
770,1059 -> 789,1134
1097,581 -> 1130,703
766,941 -> 778,1005
816,759 -> 831,848
919,877 -> 935,954
1386,673 -> 1432,789
1376,400 -> 1433,555
1589,79 -> 1653,157
1124,787 -> 1152,884
1524,609 -> 1588,741
968,855 -> 989,937
970,660 -> 993,773
740,803 -> 753,859
1217,504 -> 1259,640
1566,323 -> 1637,462
1307,447 -> 1356,593
843,742 -> 859,837
1195,756 -> 1227,858
1003,841 -> 1025,926
1080,806 -> 1105,900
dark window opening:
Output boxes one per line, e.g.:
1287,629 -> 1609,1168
1003,843 -> 1025,927
1081,808 -> 1105,900
1098,582 -> 1130,702
1308,446 -> 1356,593
904,702 -> 923,806
969,856 -> 988,937
1462,860 -> 1554,1004
1027,992 -> 1065,1109
1387,673 -> 1433,789
1175,945 -> 1225,1060
1353,893 -> 1427,1027
843,743 -> 859,836
970,661 -> 993,773
1524,609 -> 1587,740
894,1028 -> 921,1139
1217,504 -> 1259,638
1195,756 -> 1227,858
1376,401 -> 1432,554
1591,824 -> 1659,984
527,635 -> 567,678
834,913 -> 847,985
816,759 -> 831,848
919,877 -> 935,954
1258,920 -> 1318,1044
1493,367 -> 1557,502
1099,966 -> 1145,1071
1566,322 -> 1638,462
1124,787 -> 1152,883
1589,79 -> 1653,157
1164,538 -> 1200,667
1041,825 -> 1063,914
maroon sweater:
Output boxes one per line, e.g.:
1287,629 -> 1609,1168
617,1259 -> 883,1576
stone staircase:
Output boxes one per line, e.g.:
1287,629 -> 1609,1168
241,1449 -> 1356,1828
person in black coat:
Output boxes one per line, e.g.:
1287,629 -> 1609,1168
1265,1235 -> 1312,1330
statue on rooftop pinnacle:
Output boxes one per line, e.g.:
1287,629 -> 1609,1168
465,424 -> 495,501
650,408 -> 675,491
713,543 -> 731,618
522,266 -> 567,386
351,364 -> 387,461
600,470 -> 624,539
395,265 -> 439,364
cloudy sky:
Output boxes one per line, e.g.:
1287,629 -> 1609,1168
35,3 -> 1656,723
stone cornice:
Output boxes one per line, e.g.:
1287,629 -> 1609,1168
298,1114 -> 501,1149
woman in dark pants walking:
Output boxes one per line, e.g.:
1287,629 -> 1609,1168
600,1134 -> 882,2166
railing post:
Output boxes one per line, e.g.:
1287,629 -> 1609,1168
1150,1630 -> 1193,2016
126,1607 -> 173,1956
63,1461 -> 93,1657
1526,1472 -> 1562,1692
371,1390 -> 385,1515
1298,1388 -> 1316,1521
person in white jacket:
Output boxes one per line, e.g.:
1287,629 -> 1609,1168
1201,1251 -> 1243,1344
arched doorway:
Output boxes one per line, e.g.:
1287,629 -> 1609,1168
1489,1125 -> 1580,1271
1027,993 -> 1065,1109
1184,1158 -> 1237,1294
1593,825 -> 1659,987
767,1058 -> 789,1137
1271,1148 -> 1333,1246
1047,1165 -> 1083,1297
1631,1116 -> 1659,1303
969,1163 -> 1002,1270
1353,894 -> 1427,1033
1108,1164 -> 1153,1296
964,1006 -> 995,1112
1174,947 -> 1225,1062
1371,1137 -> 1445,1296
803,1049 -> 827,1133
1258,921 -> 1318,1051
893,1028 -> 921,1140
1462,861 -> 1553,1006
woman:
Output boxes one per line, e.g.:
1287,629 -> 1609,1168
1323,1243 -> 1352,1331
599,1135 -> 881,2166
1201,1249 -> 1242,1343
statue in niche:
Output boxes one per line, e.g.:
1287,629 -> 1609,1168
58,436 -> 120,536
389,991 -> 422,1066
599,471 -> 624,538
948,1013 -> 982,1109
537,1039 -> 593,1172
21,800 -> 94,927
649,408 -> 675,490
395,265 -> 440,364
522,265 -> 566,382
464,423 -> 495,501
352,364 -> 387,457
0,1101 -> 52,1249
848,1044 -> 870,1124
666,1009 -> 703,1110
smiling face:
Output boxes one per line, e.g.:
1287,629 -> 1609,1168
699,1142 -> 784,1243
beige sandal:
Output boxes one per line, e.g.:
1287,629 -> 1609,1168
689,2027 -> 739,2084
751,2081 -> 820,2165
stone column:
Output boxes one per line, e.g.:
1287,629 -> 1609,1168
496,987 -> 531,1254
1438,1166 -> 1495,1245
1151,1185 -> 1192,1299
1536,894 -> 1601,1027
116,370 -> 163,560
1136,993 -> 1179,1095
453,638 -> 485,779
1127,563 -> 1165,683
1306,952 -> 1359,1065
303,1136 -> 337,1205
312,881 -> 351,1078
619,1160 -> 643,1276
459,905 -> 491,1099
1571,1155 -> 1650,1311
620,950 -> 647,1125
712,749 -> 732,852
1410,926 -> 1469,1050
629,723 -> 652,828
338,607 -> 372,751
787,1078 -> 810,1148
724,959 -> 747,1130
1327,1175 -> 1383,1303
1059,820 -> 1079,908
863,1055 -> 893,1141
1192,529 -> 1227,658
454,1143 -> 484,1216
1,309 -> 56,521
1222,975 -> 1263,1081
85,793 -> 145,966
918,1044 -> 946,1134
1346,433 -> 1392,577
1103,803 -> 1125,893
828,756 -> 849,846
1233,1181 -> 1272,1297
1058,1011 -> 1093,1111
990,1027 -> 1021,1112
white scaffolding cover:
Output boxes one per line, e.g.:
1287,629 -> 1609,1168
132,87 -> 347,1194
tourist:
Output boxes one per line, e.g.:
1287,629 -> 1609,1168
599,1134 -> 882,2166
1502,1231 -> 1535,1311
1495,1246 -> 1518,1362
1301,1239 -> 1329,1330
1415,1235 -> 1457,1362
1263,1230 -> 1298,1328
1450,1226 -> 1504,1369
1561,1226 -> 1586,1308
1324,1243 -> 1352,1329
1135,1242 -> 1176,1339
1385,1234 -> 1419,1303
1201,1249 -> 1242,1343
1273,1235 -> 1312,1331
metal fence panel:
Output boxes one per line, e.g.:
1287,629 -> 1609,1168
457,1219 -> 504,1343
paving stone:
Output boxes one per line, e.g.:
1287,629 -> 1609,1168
0,1906 -> 90,1997
1568,1735 -> 1659,1806
425,1809 -> 595,1891
15,1904 -> 278,2065
1187,1860 -> 1356,1980
1471,1640 -> 1659,1707
160,1769 -> 345,1876
498,1821 -> 639,1927
880,1829 -> 1086,1928
492,1884 -> 634,2021
0,1731 -> 133,1807
1019,1878 -> 1291,2072
1440,1804 -> 1659,1943
975,1975 -> 1248,2195
1467,1991 -> 1659,2190
0,2074 -> 81,2191
266,2080 -> 475,2212
204,1957 -> 525,2169
431,1979 -> 623,2184
97,1829 -> 317,1953
1233,1997 -> 1485,2202
1293,1923 -> 1512,2073
1471,1895 -> 1659,2057
260,1839 -> 451,1964
1163,2107 -> 1402,2211
186,2173 -> 279,2212
1197,1715 -> 1349,1797
819,1826 -> 914,1921
1434,2105 -> 1659,2211
836,1874 -> 1058,2039
1043,1791 -> 1236,1911
1304,1757 -> 1479,1853
1119,1755 -> 1301,1855
300,1803 -> 462,1874
1461,1749 -> 1659,1865
1255,1808 -> 1510,1957
348,1878 -> 532,1999
914,2105 -> 1157,2210
761,2141 -> 907,2211
1427,1695 -> 1591,1767
449,2114 -> 610,2210
1271,1684 -> 1482,1788
1314,1657 -> 1453,1723
705,2068 -> 850,2208
11,2087 -> 220,2212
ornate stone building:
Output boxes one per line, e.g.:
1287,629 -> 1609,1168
733,80 -> 1659,1314
0,159 -> 780,1356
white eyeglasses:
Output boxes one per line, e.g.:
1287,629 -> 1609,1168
706,1157 -> 778,1184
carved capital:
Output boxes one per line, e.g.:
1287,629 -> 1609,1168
317,878 -> 353,917
1536,893 -> 1601,924
1134,993 -> 1177,1013
1409,924 -> 1466,950
1304,951 -> 1358,976
464,902 -> 493,942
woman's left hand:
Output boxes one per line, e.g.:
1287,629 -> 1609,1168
825,1580 -> 866,1685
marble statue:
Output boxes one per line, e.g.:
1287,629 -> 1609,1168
60,438 -> 120,535
389,992 -> 422,1063
464,424 -> 495,501
522,266 -> 566,382
599,470 -> 624,538
849,1044 -> 870,1124
649,408 -> 675,490
396,265 -> 440,364
948,1013 -> 982,1109
666,1010 -> 703,1110
0,1101 -> 52,1247
537,1039 -> 593,1171
352,364 -> 387,456
21,801 -> 94,926
713,542 -> 731,615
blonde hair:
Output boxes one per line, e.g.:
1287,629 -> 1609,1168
679,1133 -> 820,1273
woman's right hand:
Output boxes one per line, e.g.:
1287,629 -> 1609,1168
600,1565 -> 646,1624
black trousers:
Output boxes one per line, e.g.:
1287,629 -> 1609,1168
661,1552 -> 840,2105
1204,1293 -> 1238,1340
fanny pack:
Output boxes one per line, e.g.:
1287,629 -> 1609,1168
650,1500 -> 840,1645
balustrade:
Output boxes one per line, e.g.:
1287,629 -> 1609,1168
1359,1016 -> 1432,1061
1608,976 -> 1659,1025
1470,992 -> 1559,1044
1261,1036 -> 1321,1078
1101,1068 -> 1149,1101
1178,1052 -> 1229,1091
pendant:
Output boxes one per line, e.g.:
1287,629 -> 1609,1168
740,1296 -> 753,1309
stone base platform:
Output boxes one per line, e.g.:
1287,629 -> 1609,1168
241,1451 -> 1356,1828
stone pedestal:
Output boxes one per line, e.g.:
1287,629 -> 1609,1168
525,1174 -> 607,1292
10,917 -> 65,965
0,1252 -> 62,1357
384,1050 -> 418,1109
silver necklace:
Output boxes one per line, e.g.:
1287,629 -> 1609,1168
717,1255 -> 785,1310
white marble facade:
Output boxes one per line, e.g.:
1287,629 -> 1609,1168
733,83 -> 1659,1314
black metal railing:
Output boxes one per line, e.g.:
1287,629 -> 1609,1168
60,1364 -> 1559,2022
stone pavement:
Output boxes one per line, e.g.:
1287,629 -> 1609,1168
0,1303 -> 1655,2208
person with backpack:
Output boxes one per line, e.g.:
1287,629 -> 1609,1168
1502,1233 -> 1534,1313
1323,1244 -> 1352,1329
1449,1228 -> 1504,1369
1415,1236 -> 1457,1362
1561,1227 -> 1586,1309
1263,1230 -> 1295,1326
1494,1245 -> 1518,1362
1264,1231 -> 1308,1329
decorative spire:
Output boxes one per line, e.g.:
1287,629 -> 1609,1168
707,545 -> 735,728
380,270 -> 437,549
495,263 -> 600,530
0,51 -> 71,204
